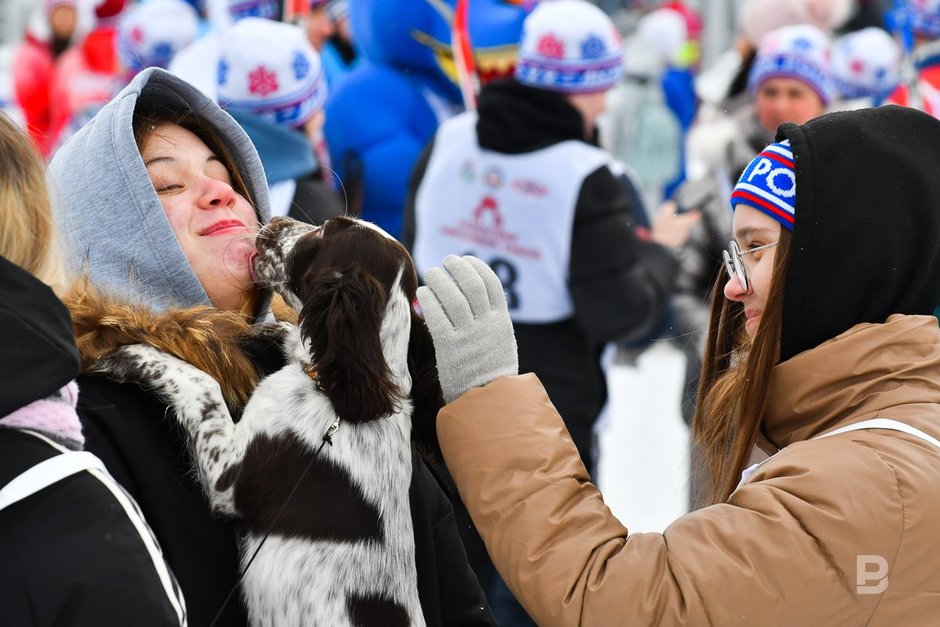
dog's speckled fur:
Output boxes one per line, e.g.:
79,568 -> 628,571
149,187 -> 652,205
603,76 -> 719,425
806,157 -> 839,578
100,217 -> 434,627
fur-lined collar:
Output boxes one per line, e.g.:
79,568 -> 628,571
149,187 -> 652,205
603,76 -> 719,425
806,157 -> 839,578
64,285 -> 297,412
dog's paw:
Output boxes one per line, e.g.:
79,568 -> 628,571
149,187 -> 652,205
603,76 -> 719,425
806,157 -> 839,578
93,344 -> 172,384
94,344 -> 219,398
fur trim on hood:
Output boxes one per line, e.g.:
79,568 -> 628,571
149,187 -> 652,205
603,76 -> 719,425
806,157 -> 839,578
65,282 -> 291,412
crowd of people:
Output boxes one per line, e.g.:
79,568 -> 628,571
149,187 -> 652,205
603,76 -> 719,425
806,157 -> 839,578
2,0 -> 940,625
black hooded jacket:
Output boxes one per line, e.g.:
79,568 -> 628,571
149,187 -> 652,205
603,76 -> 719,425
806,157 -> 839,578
0,256 -> 183,626
75,324 -> 496,627
0,257 -> 78,418
404,79 -> 678,467
777,105 -> 940,361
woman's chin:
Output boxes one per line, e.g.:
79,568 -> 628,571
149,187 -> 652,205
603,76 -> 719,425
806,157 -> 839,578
745,316 -> 760,337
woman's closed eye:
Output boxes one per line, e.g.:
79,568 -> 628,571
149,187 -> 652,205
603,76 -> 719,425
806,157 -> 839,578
155,182 -> 183,193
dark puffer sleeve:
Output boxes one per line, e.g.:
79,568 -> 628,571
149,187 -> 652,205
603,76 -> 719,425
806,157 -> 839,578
568,165 -> 678,344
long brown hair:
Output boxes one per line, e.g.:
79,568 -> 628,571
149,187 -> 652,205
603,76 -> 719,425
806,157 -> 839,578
691,228 -> 793,507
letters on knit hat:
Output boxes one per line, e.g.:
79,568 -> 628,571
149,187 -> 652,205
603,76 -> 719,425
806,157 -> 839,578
731,140 -> 796,230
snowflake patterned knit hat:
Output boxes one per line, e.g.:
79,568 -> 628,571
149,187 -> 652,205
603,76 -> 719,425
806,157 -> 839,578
730,140 -> 796,230
514,0 -> 624,93
748,24 -> 834,105
117,0 -> 199,74
830,27 -> 902,100
904,0 -> 940,38
227,0 -> 280,20
217,17 -> 327,128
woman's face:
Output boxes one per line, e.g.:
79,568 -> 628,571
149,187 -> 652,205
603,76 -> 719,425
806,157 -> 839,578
302,7 -> 336,51
141,123 -> 258,311
724,204 -> 781,338
755,77 -> 825,134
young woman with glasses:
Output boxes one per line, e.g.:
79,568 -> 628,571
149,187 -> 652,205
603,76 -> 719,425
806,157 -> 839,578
416,104 -> 940,624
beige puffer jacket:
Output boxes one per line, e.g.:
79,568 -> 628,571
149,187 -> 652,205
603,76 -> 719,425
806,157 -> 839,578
439,315 -> 940,625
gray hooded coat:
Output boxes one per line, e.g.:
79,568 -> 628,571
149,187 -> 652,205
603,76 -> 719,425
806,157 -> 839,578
49,67 -> 272,315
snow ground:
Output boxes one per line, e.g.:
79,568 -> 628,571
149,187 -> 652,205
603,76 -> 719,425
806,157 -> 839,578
595,341 -> 691,533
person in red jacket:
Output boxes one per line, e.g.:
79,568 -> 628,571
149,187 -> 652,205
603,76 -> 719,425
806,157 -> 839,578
13,0 -> 79,156
46,0 -> 127,155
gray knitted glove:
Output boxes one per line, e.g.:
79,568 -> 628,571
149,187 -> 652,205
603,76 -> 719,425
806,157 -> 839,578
417,255 -> 519,403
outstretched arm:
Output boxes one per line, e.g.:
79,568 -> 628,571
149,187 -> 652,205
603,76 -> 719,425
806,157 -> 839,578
416,258 -> 897,626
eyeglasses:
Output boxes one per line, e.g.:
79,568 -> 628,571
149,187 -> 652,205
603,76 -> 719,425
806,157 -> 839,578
722,240 -> 778,292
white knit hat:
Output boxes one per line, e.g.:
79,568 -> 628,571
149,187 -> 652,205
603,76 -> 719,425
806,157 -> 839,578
514,0 -> 624,93
903,0 -> 940,38
739,0 -> 853,45
217,17 -> 327,128
227,0 -> 279,20
44,0 -> 77,11
748,24 -> 834,105
831,27 -> 902,99
633,8 -> 688,69
117,0 -> 199,73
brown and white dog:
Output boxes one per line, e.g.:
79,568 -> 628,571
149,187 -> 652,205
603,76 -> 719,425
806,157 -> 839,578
101,216 -> 443,626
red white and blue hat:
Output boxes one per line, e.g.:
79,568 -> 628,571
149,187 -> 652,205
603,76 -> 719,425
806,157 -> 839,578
227,0 -> 279,20
117,0 -> 199,74
514,0 -> 624,94
748,24 -> 834,105
731,140 -> 796,230
904,0 -> 940,38
217,17 -> 327,128
831,27 -> 901,100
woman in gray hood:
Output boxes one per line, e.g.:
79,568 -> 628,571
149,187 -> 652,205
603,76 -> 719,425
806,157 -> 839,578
48,68 -> 494,627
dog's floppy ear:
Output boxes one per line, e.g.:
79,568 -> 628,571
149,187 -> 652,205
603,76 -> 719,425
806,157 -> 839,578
408,312 -> 444,463
301,267 -> 398,423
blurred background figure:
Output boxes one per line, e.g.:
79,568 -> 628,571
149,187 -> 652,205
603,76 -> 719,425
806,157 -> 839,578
658,0 -> 703,201
887,0 -> 940,117
693,0 -> 852,119
43,0 -> 201,154
168,0 -> 281,98
830,26 -> 901,109
217,16 -> 343,223
300,0 -> 335,52
323,0 -> 530,238
46,0 -> 127,153
600,5 -> 688,212
746,24 -> 833,133
320,0 -> 358,89
12,0 -> 89,155
116,0 -> 199,80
